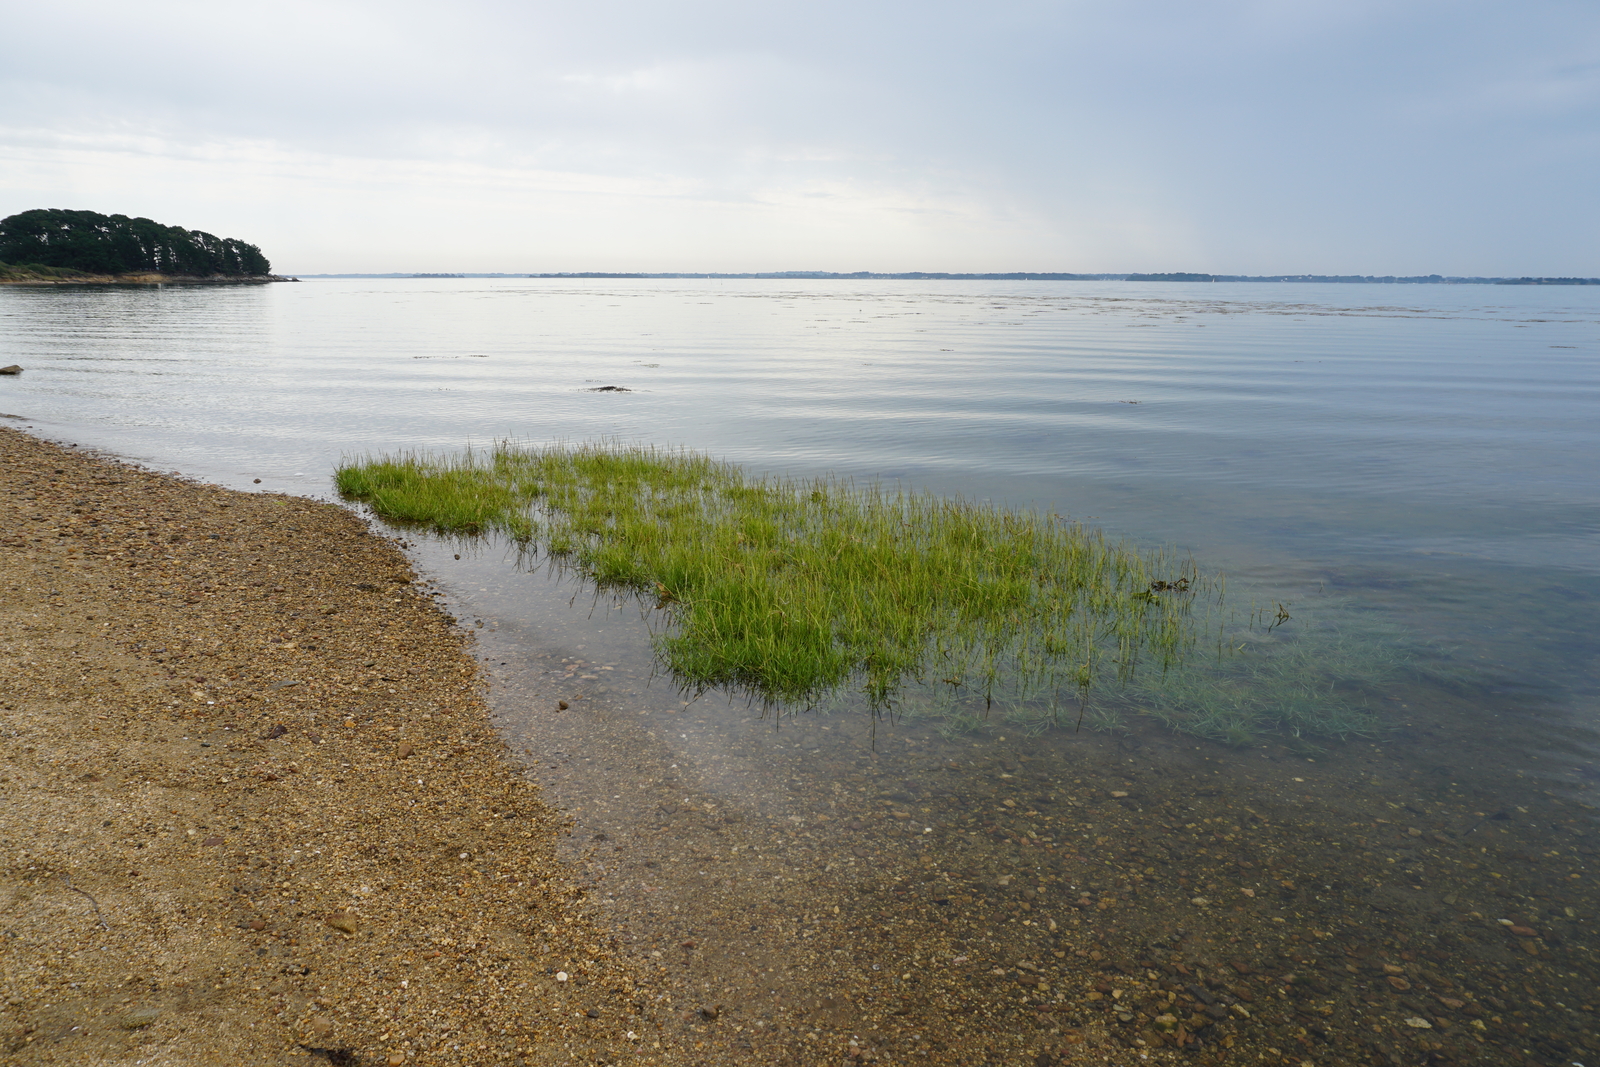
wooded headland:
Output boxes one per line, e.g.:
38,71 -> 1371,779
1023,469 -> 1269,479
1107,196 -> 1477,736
0,209 -> 282,283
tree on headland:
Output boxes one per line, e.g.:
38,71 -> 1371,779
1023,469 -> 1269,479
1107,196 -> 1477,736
0,209 -> 271,277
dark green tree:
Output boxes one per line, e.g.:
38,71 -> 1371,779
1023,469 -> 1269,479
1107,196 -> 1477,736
0,209 -> 271,276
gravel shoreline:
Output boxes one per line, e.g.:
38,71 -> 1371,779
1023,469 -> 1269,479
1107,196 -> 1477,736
0,427 -> 681,1065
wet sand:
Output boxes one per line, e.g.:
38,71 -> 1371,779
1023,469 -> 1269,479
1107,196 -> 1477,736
0,427 -> 680,1065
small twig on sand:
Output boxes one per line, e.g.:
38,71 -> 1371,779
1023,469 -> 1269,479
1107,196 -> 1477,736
61,873 -> 108,930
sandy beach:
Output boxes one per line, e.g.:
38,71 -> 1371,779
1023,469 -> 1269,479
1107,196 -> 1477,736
0,426 -> 679,1065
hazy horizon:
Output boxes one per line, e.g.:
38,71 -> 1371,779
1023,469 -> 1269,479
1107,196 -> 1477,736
4,2 -> 1597,276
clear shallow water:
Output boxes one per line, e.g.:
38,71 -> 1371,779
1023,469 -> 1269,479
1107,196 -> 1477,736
6,278 -> 1600,1061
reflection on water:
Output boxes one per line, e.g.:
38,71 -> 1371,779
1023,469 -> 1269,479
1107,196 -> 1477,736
5,278 -> 1600,1063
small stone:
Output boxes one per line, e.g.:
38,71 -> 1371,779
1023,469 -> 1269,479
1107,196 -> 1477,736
202,835 -> 224,846
1190,897 -> 1210,906
387,1054 -> 406,1067
325,911 -> 359,935
396,742 -> 414,759
1403,1017 -> 1433,1029
306,1015 -> 335,1039
557,701 -> 569,710
1387,976 -> 1412,991
1407,827 -> 1423,837
1507,925 -> 1537,938
1153,1013 -> 1178,1032
1382,964 -> 1405,975
0,365 -> 22,376
1110,791 -> 1129,798
119,1007 -> 160,1030
556,971 -> 569,982
248,919 -> 267,931
1438,997 -> 1465,1010
1519,939 -> 1540,956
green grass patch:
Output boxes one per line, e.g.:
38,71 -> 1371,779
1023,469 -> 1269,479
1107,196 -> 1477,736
336,442 -> 1215,713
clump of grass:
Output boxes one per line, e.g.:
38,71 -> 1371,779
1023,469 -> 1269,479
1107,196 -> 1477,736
334,453 -> 536,542
336,441 -> 1213,713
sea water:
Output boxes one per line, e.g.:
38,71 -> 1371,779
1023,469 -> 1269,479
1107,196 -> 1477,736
4,278 -> 1599,1061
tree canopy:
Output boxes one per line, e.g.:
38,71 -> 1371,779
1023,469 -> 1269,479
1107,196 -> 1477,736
0,209 -> 271,276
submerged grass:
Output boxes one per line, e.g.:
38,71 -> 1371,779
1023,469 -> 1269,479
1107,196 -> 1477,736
1111,620 -> 1399,743
336,441 -> 1213,713
873,612 -> 1398,745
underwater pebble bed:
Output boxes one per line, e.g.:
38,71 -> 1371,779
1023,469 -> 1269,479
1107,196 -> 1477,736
425,558 -> 1600,1067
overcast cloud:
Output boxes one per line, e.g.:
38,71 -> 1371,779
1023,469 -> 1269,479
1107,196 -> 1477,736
2,1 -> 1596,273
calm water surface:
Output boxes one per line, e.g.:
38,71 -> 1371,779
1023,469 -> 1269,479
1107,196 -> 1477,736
4,279 -> 1599,1064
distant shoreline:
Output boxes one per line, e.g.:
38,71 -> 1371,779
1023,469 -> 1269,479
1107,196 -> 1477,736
0,271 -> 297,286
288,270 -> 1600,285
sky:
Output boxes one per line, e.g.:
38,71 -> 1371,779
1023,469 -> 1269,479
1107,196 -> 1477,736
2,1 -> 1597,275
